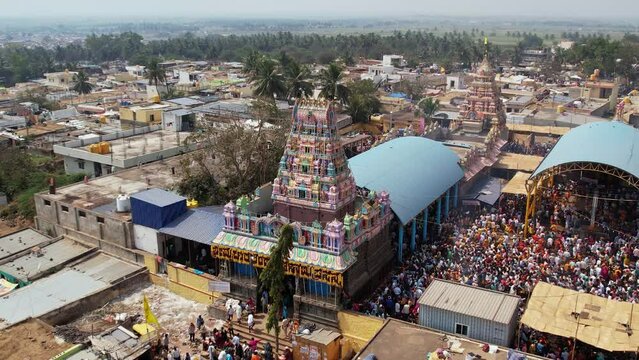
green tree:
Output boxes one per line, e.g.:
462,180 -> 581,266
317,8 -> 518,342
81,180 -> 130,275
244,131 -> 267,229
415,97 -> 440,124
249,57 -> 287,99
318,62 -> 349,104
145,58 -> 166,86
284,60 -> 314,100
345,79 -> 380,123
259,224 -> 294,355
242,50 -> 264,77
72,71 -> 93,95
184,97 -> 289,200
176,154 -> 225,205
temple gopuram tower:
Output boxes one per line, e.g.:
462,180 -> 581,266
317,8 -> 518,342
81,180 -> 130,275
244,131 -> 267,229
458,40 -> 507,134
272,99 -> 356,223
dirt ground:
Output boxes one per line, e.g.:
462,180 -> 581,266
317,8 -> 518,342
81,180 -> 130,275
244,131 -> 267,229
62,283 -> 223,355
0,319 -> 69,360
0,217 -> 31,237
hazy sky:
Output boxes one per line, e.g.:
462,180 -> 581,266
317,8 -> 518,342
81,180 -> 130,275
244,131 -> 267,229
3,0 -> 639,19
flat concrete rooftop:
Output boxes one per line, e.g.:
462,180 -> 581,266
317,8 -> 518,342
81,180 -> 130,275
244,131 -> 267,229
355,319 -> 536,360
0,252 -> 143,328
76,129 -> 192,161
0,238 -> 94,282
0,229 -> 51,261
39,155 -> 183,217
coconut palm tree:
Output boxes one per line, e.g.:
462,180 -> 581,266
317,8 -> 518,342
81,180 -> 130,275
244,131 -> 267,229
72,71 -> 93,95
345,79 -> 380,123
145,58 -> 166,86
416,97 -> 440,124
249,57 -> 287,99
284,60 -> 314,100
242,50 -> 264,77
319,62 -> 349,104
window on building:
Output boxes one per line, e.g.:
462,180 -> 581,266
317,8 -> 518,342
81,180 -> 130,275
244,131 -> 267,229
455,323 -> 469,336
61,205 -> 69,213
79,211 -> 86,218
97,217 -> 105,224
78,161 -> 85,170
44,200 -> 51,206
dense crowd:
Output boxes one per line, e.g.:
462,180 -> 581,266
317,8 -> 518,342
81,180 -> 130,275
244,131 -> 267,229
153,309 -> 294,360
349,177 -> 639,358
503,141 -> 554,156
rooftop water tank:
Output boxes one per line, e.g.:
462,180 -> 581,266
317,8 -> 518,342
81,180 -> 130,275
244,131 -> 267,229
116,194 -> 131,213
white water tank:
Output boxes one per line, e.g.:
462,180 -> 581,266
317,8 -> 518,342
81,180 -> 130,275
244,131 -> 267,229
116,194 -> 131,212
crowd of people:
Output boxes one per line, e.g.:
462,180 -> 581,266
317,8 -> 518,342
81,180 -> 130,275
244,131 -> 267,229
349,176 -> 639,359
503,140 -> 555,156
153,310 -> 294,360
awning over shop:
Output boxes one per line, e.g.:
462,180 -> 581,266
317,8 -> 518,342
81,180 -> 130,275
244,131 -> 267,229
502,171 -> 530,196
494,153 -> 543,172
211,231 -> 357,287
520,282 -> 639,353
159,206 -> 225,245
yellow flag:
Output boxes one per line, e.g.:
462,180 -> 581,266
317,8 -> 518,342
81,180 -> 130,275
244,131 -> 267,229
143,295 -> 160,327
484,37 -> 488,45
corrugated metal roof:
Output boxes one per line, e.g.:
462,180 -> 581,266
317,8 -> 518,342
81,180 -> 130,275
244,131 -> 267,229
531,121 -> 639,181
418,279 -> 520,325
0,229 -> 51,260
348,136 -> 464,225
463,176 -> 502,206
165,108 -> 194,117
159,206 -> 225,245
167,97 -> 204,107
130,188 -> 186,208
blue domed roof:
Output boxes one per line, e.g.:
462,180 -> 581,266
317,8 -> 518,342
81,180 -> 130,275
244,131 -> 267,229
531,121 -> 639,182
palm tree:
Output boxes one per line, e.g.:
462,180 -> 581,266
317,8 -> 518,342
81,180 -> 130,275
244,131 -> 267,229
72,71 -> 93,95
345,79 -> 380,123
249,57 -> 287,99
318,62 -> 350,104
416,97 -> 440,124
242,50 -> 264,77
259,224 -> 294,355
284,60 -> 314,100
145,58 -> 166,86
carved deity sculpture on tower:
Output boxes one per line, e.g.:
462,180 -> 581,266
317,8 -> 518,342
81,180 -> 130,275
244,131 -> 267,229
271,99 -> 356,223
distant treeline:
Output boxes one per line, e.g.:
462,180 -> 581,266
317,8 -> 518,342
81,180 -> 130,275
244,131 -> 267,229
1,30 -> 638,86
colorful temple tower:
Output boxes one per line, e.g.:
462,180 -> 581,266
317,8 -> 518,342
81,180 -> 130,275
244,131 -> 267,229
211,99 -> 393,326
458,43 -> 507,134
272,99 -> 356,223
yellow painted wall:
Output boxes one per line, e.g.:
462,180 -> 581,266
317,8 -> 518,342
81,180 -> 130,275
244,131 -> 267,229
118,108 -> 163,123
136,108 -> 163,123
143,254 -> 159,274
119,108 -> 135,121
148,262 -> 220,305
337,311 -> 384,353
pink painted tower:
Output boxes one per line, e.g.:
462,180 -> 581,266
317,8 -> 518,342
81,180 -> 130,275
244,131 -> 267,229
459,43 -> 507,134
271,99 -> 356,223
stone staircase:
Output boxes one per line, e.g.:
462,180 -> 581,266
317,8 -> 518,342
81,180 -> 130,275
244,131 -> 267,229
229,313 -> 294,355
